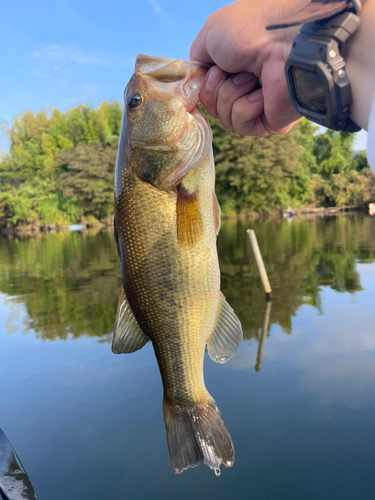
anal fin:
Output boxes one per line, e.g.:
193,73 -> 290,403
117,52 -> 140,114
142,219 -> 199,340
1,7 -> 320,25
207,292 -> 243,364
112,286 -> 149,354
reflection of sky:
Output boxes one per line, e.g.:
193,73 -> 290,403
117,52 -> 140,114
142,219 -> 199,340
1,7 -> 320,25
229,263 -> 375,410
1,264 -> 375,499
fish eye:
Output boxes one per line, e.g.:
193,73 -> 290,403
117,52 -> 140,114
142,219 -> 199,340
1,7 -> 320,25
127,93 -> 143,109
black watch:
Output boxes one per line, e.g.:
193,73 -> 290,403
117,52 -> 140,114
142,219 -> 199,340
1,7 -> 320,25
267,0 -> 364,132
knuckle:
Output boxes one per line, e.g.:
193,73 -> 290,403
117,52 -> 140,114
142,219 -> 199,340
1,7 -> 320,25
232,98 -> 248,122
217,81 -> 233,103
233,120 -> 254,136
221,121 -> 232,130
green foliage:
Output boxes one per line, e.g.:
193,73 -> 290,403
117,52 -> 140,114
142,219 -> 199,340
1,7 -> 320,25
352,151 -> 369,171
0,101 -> 122,227
0,99 -> 374,227
313,130 -> 354,176
307,130 -> 375,206
209,114 -> 375,215
210,115 -> 309,215
0,230 -> 120,340
310,168 -> 375,207
56,139 -> 118,221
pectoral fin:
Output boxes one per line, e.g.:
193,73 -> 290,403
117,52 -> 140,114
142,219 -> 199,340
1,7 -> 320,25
207,292 -> 243,364
176,185 -> 203,247
213,192 -> 221,237
112,286 -> 149,354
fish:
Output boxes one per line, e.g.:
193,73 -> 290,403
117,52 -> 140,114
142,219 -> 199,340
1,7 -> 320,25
113,54 -> 243,475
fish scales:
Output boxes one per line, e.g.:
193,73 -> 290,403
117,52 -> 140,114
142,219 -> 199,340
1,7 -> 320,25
118,153 -> 218,405
113,54 -> 243,475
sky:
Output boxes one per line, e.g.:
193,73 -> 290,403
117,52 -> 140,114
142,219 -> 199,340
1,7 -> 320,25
0,0 -> 367,151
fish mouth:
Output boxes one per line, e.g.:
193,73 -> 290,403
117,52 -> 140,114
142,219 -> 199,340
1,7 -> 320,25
135,54 -> 210,77
182,60 -> 211,113
136,54 -> 210,112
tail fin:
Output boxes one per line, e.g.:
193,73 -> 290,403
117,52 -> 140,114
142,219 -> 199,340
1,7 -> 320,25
163,395 -> 234,475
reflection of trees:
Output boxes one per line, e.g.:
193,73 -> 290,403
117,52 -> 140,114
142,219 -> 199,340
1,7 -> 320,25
218,215 -> 375,341
0,230 -> 121,340
0,216 -> 374,342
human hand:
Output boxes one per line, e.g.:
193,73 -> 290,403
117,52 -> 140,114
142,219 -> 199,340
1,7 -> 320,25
190,0 -> 308,136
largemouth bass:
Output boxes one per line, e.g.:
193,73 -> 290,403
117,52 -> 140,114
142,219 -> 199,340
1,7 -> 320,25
113,54 -> 243,475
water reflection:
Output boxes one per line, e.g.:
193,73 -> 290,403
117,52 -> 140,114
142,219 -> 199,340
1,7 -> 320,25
0,215 -> 374,345
0,230 -> 121,341
218,215 -> 375,341
255,300 -> 272,373
1,216 -> 375,498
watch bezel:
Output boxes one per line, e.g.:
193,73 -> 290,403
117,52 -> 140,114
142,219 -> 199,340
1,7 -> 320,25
284,11 -> 361,132
286,58 -> 337,125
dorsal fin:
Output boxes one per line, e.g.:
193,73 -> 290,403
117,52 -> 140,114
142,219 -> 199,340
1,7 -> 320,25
112,286 -> 149,354
207,292 -> 243,364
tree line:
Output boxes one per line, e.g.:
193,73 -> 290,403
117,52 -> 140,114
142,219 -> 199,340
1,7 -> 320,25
0,101 -> 374,228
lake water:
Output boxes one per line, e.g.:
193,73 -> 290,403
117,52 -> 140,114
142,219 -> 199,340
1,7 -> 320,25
1,215 -> 375,500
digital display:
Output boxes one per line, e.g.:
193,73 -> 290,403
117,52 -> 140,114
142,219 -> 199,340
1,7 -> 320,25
291,67 -> 327,114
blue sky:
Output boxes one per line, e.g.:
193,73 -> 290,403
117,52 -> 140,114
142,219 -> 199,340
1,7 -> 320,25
0,0 -> 367,150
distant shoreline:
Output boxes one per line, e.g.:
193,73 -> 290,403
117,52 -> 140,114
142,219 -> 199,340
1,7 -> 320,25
1,205 -> 371,235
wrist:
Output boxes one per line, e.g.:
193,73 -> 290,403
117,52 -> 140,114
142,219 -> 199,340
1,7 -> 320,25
346,0 -> 375,130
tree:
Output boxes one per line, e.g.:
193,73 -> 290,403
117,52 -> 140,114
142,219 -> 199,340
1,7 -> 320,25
0,101 -> 123,227
310,130 -> 375,206
209,114 -> 307,215
56,139 -> 118,222
0,99 -> 373,227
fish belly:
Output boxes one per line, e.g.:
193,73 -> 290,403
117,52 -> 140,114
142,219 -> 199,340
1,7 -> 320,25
116,153 -> 219,406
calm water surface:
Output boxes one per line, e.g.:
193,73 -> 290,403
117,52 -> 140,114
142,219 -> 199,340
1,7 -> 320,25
1,215 -> 375,500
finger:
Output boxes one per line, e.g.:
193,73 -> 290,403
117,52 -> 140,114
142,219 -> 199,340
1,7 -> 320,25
199,66 -> 227,119
216,72 -> 258,129
232,86 -> 300,136
231,89 -> 267,136
261,60 -> 302,132
190,23 -> 213,64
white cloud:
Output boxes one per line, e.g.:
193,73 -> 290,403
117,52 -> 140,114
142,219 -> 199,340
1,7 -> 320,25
148,0 -> 163,14
31,44 -> 108,67
257,301 -> 375,408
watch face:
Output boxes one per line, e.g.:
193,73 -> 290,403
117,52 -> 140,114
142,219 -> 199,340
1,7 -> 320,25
291,66 -> 327,115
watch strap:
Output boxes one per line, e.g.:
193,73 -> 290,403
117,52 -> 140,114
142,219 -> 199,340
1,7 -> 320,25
266,0 -> 364,30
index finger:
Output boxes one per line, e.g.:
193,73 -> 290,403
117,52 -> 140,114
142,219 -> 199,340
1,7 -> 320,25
190,25 -> 214,64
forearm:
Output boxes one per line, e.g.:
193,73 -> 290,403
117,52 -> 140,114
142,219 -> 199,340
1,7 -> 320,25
346,0 -> 375,130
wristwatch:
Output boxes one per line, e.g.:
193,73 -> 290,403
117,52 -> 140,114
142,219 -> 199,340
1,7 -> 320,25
267,0 -> 366,132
